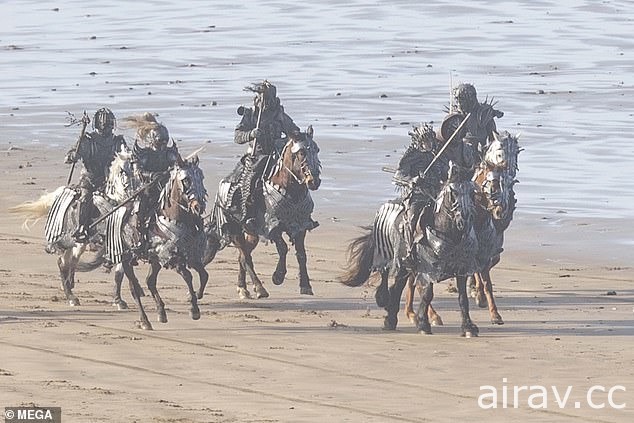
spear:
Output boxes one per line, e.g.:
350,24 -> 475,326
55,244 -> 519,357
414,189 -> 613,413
250,95 -> 264,158
66,111 -> 90,185
420,112 -> 471,179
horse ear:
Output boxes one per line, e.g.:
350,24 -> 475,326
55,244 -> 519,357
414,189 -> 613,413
306,125 -> 314,138
493,131 -> 500,142
190,155 -> 199,166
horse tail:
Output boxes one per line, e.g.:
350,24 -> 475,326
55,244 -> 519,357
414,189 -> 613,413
8,186 -> 66,229
339,226 -> 375,287
76,248 -> 106,272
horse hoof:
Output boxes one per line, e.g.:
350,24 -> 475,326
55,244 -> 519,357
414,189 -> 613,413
300,286 -> 314,296
196,290 -> 204,300
237,287 -> 251,300
158,311 -> 168,323
69,298 -> 80,307
190,309 -> 201,321
462,325 -> 479,338
272,272 -> 285,286
476,296 -> 488,308
406,312 -> 417,325
114,300 -> 128,311
138,320 -> 153,331
255,287 -> 269,299
491,315 -> 504,325
430,315 -> 444,326
382,317 -> 397,331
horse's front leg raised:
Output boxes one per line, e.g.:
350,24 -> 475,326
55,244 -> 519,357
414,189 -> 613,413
121,258 -> 152,330
176,264 -> 200,320
457,275 -> 479,337
145,259 -> 167,323
112,264 -> 128,310
294,230 -> 313,295
271,229 -> 288,286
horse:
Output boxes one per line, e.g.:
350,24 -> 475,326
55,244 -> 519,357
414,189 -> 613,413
103,156 -> 211,330
403,131 -> 520,325
9,147 -> 143,309
340,162 -> 480,336
211,126 -> 322,299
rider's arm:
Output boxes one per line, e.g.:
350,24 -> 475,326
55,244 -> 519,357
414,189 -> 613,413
234,108 -> 257,145
280,107 -> 300,136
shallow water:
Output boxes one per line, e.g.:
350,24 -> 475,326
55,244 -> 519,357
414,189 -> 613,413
1,0 -> 633,218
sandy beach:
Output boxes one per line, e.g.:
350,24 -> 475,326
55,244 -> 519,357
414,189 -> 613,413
2,1 -> 634,421
1,145 -> 633,423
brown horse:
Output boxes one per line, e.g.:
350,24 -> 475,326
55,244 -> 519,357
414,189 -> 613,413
211,127 -> 321,299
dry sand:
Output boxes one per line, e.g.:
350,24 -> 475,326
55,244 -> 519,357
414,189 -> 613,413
0,146 -> 632,423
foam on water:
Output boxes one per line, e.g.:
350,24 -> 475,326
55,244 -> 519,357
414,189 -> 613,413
1,0 -> 632,218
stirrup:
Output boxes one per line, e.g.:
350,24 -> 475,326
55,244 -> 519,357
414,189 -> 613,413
72,226 -> 89,242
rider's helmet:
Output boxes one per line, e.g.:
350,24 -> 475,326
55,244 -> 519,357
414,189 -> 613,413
93,108 -> 116,135
248,80 -> 280,112
452,83 -> 478,114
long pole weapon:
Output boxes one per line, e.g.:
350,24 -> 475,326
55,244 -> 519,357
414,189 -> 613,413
420,112 -> 471,179
250,95 -> 264,158
66,111 -> 90,185
88,173 -> 166,230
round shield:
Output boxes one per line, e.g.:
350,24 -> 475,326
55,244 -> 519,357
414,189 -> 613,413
440,112 -> 467,142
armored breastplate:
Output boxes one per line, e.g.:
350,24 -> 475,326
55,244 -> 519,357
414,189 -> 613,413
134,143 -> 178,174
82,134 -> 120,182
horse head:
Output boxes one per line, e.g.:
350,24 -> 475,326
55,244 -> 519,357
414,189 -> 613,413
476,131 -> 521,222
105,146 -> 140,203
435,162 -> 475,236
161,157 -> 207,218
273,125 -> 322,191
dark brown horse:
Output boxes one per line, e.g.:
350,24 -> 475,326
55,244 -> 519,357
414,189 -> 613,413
403,131 -> 520,325
341,163 -> 480,336
211,127 -> 321,299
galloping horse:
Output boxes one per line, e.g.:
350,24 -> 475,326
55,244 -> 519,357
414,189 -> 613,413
340,163 -> 480,336
9,147 -> 143,308
109,157 -> 210,330
403,131 -> 520,325
211,126 -> 321,299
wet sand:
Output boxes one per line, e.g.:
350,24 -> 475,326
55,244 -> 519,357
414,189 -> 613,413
1,146 -> 633,422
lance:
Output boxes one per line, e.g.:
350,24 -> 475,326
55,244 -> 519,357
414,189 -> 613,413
66,111 -> 90,185
88,172 -> 167,230
250,96 -> 264,158
420,112 -> 471,179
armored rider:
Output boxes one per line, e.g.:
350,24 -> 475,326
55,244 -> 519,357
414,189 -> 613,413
439,83 -> 504,172
232,80 -> 300,232
64,108 -> 126,242
127,113 -> 183,254
395,123 -> 447,262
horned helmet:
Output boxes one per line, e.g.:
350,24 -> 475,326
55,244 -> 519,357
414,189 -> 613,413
144,122 -> 170,150
93,107 -> 116,135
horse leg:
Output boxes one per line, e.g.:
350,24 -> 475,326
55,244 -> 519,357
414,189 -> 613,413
374,270 -> 389,308
271,229 -> 288,286
427,298 -> 444,326
468,274 -> 478,299
404,274 -> 416,324
58,246 -> 84,306
112,264 -> 128,310
294,231 -> 313,295
383,267 -> 408,330
457,275 -> 479,337
121,259 -> 152,330
473,272 -> 488,308
416,280 -> 434,334
174,264 -> 200,320
193,261 -> 209,300
480,267 -> 503,325
240,233 -> 269,299
145,259 -> 167,323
